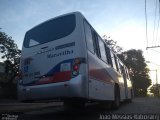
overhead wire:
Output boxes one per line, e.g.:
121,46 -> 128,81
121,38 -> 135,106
152,0 -> 158,46
155,0 -> 160,46
145,0 -> 149,49
149,48 -> 160,53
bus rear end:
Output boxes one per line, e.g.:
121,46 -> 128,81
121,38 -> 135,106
18,12 -> 88,102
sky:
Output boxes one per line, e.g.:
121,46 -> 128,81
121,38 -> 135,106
0,0 -> 160,84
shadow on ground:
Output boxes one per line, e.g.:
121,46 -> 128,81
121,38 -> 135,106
18,102 -> 130,120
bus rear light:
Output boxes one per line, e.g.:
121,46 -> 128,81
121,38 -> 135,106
72,58 -> 81,77
73,64 -> 79,71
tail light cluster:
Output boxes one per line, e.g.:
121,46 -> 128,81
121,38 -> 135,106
72,58 -> 85,77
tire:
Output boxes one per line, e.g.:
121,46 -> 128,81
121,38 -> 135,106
21,100 -> 34,103
128,89 -> 133,103
111,85 -> 120,110
64,101 -> 85,110
98,101 -> 111,110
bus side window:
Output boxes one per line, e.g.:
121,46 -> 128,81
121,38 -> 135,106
125,68 -> 130,80
119,62 -> 123,74
84,21 -> 94,53
118,59 -> 122,73
98,37 -> 108,63
92,32 -> 101,58
114,55 -> 119,72
125,67 -> 128,79
119,62 -> 126,78
110,51 -> 117,70
117,59 -> 122,74
105,46 -> 113,67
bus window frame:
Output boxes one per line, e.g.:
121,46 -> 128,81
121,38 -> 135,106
84,20 -> 95,54
110,51 -> 117,70
92,31 -> 101,58
97,36 -> 108,63
105,45 -> 113,67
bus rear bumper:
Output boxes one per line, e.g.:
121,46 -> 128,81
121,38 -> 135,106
18,75 -> 88,101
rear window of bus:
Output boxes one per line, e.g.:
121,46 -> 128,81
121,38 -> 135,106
23,14 -> 76,48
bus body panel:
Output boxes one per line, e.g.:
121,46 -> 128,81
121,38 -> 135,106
87,51 -> 114,100
18,12 -> 133,103
18,12 -> 89,101
126,78 -> 133,98
18,75 -> 87,100
87,51 -> 126,101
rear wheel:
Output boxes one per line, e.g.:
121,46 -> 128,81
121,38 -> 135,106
98,101 -> 111,110
128,89 -> 133,103
21,100 -> 34,103
64,101 -> 85,110
111,85 -> 120,110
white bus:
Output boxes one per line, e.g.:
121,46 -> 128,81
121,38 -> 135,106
18,12 -> 133,109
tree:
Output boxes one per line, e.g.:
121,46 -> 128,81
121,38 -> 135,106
150,84 -> 160,96
103,35 -> 123,54
0,30 -> 21,83
118,49 -> 151,96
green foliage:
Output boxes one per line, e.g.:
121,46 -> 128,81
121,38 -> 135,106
0,31 -> 21,83
103,36 -> 151,96
118,49 -> 151,96
150,84 -> 160,96
103,35 -> 123,54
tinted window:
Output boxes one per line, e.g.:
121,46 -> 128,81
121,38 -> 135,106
114,55 -> 119,71
105,46 -> 113,66
98,37 -> 107,62
121,65 -> 127,79
24,14 -> 76,47
125,67 -> 130,79
84,22 -> 94,53
119,61 -> 124,74
92,32 -> 101,57
117,59 -> 122,74
110,52 -> 117,70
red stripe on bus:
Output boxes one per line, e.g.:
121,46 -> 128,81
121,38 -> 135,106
89,69 -> 112,83
88,55 -> 113,83
54,71 -> 71,82
35,71 -> 71,85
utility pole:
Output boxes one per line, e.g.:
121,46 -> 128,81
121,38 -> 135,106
146,61 -> 160,96
155,69 -> 159,96
156,69 -> 158,85
149,69 -> 159,96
